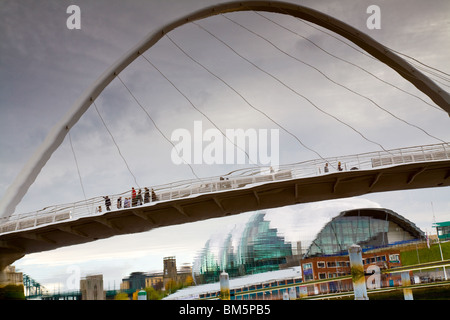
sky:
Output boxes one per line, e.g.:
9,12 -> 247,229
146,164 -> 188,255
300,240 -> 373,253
0,0 -> 449,293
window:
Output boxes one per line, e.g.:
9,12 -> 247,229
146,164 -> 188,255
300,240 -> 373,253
317,261 -> 325,268
319,273 -> 327,279
389,254 -> 400,263
327,261 -> 336,268
336,261 -> 349,267
304,274 -> 314,281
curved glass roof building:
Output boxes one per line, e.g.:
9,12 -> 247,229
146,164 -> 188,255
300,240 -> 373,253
193,212 -> 292,283
193,206 -> 424,283
305,208 -> 424,257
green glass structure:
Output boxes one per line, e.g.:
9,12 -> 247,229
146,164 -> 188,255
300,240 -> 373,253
194,212 -> 292,283
435,221 -> 450,241
305,208 -> 424,257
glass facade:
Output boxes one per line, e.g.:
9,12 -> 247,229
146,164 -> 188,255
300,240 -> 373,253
307,216 -> 389,257
435,221 -> 450,240
193,208 -> 422,283
194,212 -> 292,283
306,209 -> 423,257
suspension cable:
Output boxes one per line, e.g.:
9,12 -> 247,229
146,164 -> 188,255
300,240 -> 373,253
192,21 -> 345,164
224,13 -> 447,145
116,75 -> 203,181
93,101 -> 141,188
193,20 -> 397,156
222,14 -> 394,152
391,49 -> 450,78
279,11 -> 450,88
140,53 -> 260,169
68,130 -> 90,213
165,33 -> 331,166
254,11 -> 447,113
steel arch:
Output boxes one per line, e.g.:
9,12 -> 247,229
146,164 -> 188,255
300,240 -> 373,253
1,0 -> 449,219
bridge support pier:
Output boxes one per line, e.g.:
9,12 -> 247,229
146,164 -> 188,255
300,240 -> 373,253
219,271 -> 230,300
0,251 -> 25,293
348,244 -> 369,300
0,251 -> 25,272
401,272 -> 413,300
0,267 -> 8,288
0,264 -> 25,299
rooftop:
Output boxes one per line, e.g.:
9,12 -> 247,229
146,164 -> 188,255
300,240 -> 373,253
163,266 -> 302,300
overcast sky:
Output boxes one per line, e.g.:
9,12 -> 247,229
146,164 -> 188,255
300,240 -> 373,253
1,0 -> 449,293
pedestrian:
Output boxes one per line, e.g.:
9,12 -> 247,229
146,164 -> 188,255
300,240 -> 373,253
124,197 -> 130,208
131,187 -> 136,207
151,188 -> 158,202
144,187 -> 150,204
117,197 -> 122,209
104,196 -> 111,211
137,189 -> 143,206
324,163 -> 329,173
338,162 -> 343,171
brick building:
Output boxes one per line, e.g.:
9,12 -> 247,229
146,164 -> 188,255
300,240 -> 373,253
300,249 -> 403,295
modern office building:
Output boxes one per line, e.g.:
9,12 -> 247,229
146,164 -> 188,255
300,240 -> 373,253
193,212 -> 292,283
305,208 -> 424,258
168,207 -> 428,300
193,207 -> 424,284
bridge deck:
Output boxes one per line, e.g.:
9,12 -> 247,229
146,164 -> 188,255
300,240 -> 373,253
0,144 -> 449,267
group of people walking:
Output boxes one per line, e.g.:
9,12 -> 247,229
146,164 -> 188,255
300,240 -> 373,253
323,161 -> 345,173
97,187 -> 158,213
323,161 -> 359,174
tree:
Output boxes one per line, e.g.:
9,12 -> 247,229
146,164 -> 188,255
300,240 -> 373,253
145,286 -> 164,300
165,279 -> 178,293
114,292 -> 129,300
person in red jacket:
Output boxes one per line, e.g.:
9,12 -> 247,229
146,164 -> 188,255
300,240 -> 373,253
131,187 -> 137,207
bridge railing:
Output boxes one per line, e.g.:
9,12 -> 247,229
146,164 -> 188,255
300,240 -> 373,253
1,143 -> 448,235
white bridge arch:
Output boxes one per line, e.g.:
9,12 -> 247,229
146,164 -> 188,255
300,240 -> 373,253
1,0 -> 449,219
